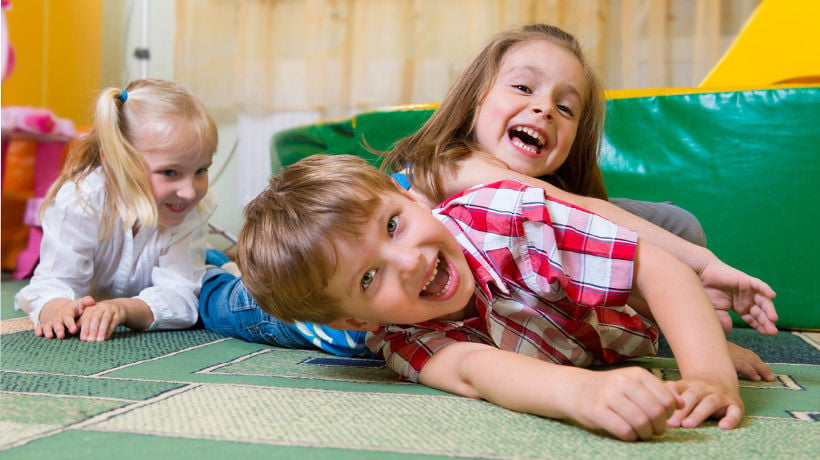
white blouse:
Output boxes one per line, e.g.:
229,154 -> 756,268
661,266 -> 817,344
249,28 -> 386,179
14,168 -> 216,330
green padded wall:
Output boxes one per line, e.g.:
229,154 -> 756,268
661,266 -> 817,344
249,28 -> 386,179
272,87 -> 820,330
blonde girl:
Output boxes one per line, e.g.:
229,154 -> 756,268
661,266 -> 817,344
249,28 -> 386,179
15,78 -> 217,342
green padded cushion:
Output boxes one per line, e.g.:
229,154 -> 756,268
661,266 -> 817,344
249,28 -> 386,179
272,87 -> 820,330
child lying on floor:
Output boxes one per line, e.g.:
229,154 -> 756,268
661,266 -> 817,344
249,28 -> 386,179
236,154 -> 746,442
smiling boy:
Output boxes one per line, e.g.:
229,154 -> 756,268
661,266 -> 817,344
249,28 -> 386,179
238,154 -> 744,442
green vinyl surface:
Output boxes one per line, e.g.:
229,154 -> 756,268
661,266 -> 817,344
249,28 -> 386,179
272,87 -> 820,330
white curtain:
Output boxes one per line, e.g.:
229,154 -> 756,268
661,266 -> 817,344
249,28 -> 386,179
175,0 -> 760,206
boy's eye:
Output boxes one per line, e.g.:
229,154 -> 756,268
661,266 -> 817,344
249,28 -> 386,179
196,167 -> 210,176
361,270 -> 375,291
159,169 -> 178,178
387,215 -> 399,236
512,84 -> 532,94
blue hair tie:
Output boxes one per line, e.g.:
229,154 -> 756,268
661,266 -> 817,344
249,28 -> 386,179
119,89 -> 128,103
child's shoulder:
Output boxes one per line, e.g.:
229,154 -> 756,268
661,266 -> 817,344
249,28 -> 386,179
441,178 -> 535,208
51,168 -> 106,212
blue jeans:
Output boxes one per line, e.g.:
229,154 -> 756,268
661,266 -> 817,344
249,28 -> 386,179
200,250 -> 373,357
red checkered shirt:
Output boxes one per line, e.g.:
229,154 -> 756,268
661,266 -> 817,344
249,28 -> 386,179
367,180 -> 658,382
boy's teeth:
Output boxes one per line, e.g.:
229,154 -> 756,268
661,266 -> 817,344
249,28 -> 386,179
424,265 -> 438,289
421,256 -> 451,297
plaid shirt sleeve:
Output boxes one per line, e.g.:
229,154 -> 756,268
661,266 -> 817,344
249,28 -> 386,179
444,180 -> 637,307
366,319 -> 493,382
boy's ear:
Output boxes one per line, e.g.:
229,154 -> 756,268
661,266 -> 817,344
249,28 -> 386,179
326,317 -> 380,332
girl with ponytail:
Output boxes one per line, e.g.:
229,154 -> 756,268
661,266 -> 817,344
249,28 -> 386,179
15,78 -> 218,342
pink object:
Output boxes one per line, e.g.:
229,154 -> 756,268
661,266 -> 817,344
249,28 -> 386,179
1,107 -> 77,142
1,107 -> 76,278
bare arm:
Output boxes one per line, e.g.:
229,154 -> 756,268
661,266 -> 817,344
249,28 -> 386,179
628,239 -> 743,429
419,341 -> 679,441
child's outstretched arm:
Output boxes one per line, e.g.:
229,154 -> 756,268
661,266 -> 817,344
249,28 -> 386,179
419,341 -> 681,441
446,154 -> 778,334
629,239 -> 743,430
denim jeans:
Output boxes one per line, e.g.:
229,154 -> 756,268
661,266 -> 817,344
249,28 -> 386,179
200,251 -> 373,357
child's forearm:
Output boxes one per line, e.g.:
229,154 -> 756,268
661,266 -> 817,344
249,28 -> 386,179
419,341 -> 588,419
630,240 -> 737,388
418,341 -> 678,441
102,298 -> 155,331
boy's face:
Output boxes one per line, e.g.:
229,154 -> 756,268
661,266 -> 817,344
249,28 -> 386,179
325,188 -> 475,331
474,39 -> 586,178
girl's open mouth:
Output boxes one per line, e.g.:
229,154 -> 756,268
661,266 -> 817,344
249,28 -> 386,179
509,125 -> 546,156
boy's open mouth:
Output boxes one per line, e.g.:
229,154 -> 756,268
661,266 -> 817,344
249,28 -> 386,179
509,126 -> 546,155
420,253 -> 452,298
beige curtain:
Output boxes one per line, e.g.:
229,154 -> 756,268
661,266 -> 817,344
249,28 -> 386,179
175,0 -> 760,117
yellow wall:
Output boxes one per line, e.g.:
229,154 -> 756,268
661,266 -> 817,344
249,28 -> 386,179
2,0 -> 102,127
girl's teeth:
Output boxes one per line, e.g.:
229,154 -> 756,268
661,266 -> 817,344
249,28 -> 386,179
511,126 -> 546,147
512,137 -> 539,154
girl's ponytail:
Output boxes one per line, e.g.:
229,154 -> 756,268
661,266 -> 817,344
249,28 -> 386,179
95,84 -> 156,238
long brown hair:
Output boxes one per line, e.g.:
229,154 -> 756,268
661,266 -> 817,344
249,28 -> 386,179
383,23 -> 607,203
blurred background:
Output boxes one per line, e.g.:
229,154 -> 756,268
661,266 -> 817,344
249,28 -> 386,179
1,0 -> 763,241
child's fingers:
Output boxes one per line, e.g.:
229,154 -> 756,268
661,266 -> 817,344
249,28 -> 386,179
80,312 -> 101,342
751,299 -> 779,335
50,321 -> 67,340
715,310 -> 733,334
34,324 -> 49,338
664,381 -> 696,428
680,396 -> 719,428
717,404 -> 744,430
734,359 -> 762,382
748,360 -> 776,382
62,305 -> 80,335
95,313 -> 114,342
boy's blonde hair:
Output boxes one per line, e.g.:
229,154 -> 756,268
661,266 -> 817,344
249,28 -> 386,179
42,78 -> 217,240
384,23 -> 607,203
237,154 -> 398,324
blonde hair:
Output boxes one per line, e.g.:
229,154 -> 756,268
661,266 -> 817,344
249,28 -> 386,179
237,154 -> 397,324
383,23 -> 607,203
42,78 -> 217,240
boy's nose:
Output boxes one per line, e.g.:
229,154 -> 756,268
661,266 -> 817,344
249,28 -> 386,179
391,247 -> 423,281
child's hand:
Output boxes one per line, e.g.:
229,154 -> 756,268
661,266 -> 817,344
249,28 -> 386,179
699,259 -> 778,335
728,342 -> 775,382
573,367 -> 681,441
35,296 -> 96,339
76,300 -> 127,342
665,378 -> 744,430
